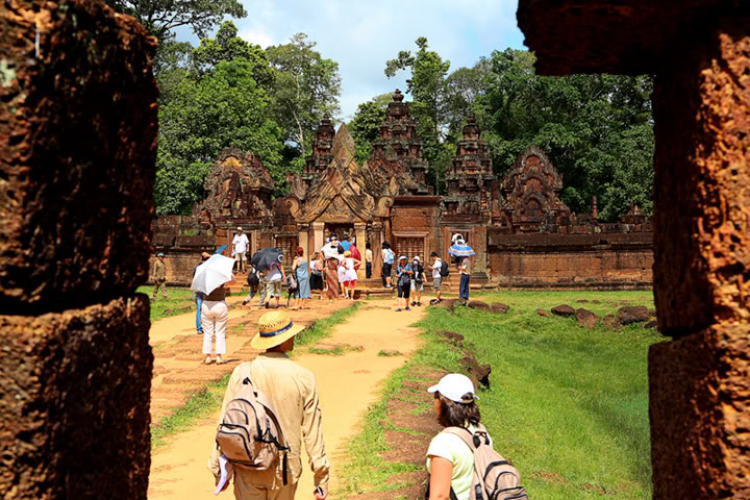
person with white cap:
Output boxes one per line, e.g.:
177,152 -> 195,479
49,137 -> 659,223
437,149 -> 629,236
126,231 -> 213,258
395,255 -> 413,311
232,227 -> 250,273
425,374 -> 487,500
209,311 -> 330,500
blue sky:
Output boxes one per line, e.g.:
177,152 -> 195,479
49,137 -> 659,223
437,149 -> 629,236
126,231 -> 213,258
181,1 -> 526,119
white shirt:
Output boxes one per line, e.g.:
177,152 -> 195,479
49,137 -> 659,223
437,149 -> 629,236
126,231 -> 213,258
232,233 -> 249,254
321,243 -> 338,261
432,258 -> 443,278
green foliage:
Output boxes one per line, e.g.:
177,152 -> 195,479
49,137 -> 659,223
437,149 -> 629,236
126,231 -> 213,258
349,94 -> 390,163
155,58 -> 284,214
266,33 -> 342,153
104,0 -> 246,43
476,49 -> 654,220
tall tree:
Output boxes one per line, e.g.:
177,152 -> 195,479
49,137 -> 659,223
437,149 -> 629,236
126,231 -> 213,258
476,48 -> 654,220
104,0 -> 246,44
266,33 -> 342,155
155,58 -> 284,214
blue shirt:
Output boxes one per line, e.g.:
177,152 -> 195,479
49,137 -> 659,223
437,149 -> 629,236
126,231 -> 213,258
396,263 -> 413,276
341,241 -> 351,251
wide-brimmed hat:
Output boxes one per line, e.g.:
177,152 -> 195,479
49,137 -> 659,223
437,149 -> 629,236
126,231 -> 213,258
251,311 -> 306,350
413,256 -> 421,262
237,226 -> 243,231
398,255 -> 407,261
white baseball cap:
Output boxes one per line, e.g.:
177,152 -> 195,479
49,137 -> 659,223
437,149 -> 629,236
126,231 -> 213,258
428,373 -> 478,403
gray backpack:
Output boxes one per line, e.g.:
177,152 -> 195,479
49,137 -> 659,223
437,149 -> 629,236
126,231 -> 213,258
215,377 -> 290,483
443,425 -> 528,500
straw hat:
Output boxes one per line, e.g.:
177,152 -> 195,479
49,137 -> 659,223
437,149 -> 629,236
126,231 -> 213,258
251,311 -> 306,350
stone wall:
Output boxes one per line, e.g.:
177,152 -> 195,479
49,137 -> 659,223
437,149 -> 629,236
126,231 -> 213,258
488,230 -> 653,288
0,1 -> 157,498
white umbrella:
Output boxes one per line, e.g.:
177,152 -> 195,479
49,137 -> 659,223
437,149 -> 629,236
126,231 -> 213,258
191,254 -> 235,295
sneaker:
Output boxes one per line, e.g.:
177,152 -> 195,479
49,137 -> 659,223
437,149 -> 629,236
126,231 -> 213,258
405,306 -> 411,311
202,356 -> 213,365
417,302 -> 422,307
241,300 -> 248,306
216,356 -> 225,365
395,308 -> 402,312
410,301 -> 416,306
197,330 -> 203,335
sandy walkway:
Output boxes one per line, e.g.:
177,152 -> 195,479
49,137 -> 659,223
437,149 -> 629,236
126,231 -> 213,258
148,302 -> 425,499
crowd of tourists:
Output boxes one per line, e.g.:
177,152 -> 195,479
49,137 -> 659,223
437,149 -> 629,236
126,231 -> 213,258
149,230 -> 526,500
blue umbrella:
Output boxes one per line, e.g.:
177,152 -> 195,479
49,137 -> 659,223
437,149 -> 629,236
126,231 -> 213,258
449,242 -> 475,258
215,244 -> 228,255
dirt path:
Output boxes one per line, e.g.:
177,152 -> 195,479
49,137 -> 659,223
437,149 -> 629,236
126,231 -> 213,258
148,302 -> 426,499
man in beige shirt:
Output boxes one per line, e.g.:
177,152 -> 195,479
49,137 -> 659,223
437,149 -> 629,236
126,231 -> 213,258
209,311 -> 329,499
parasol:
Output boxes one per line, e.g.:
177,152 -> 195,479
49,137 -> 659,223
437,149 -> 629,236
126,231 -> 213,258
251,247 -> 284,272
191,254 -> 235,295
449,239 -> 475,258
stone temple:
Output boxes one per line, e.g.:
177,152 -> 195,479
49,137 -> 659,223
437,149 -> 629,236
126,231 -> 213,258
153,89 -> 653,287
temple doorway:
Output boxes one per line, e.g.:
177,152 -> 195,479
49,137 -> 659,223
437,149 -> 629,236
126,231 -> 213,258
325,223 -> 354,244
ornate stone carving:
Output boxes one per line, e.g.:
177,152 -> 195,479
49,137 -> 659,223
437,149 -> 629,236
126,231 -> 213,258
501,145 -> 571,229
367,89 -> 432,195
443,115 -> 499,220
193,149 -> 274,221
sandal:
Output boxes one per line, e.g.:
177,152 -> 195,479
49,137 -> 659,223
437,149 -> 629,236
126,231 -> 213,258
215,357 -> 225,365
202,356 -> 214,365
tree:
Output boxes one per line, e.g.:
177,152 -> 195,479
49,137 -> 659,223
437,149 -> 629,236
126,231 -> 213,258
104,0 -> 246,44
349,93 -> 390,163
475,48 -> 654,220
155,59 -> 284,214
191,21 -> 274,88
266,33 -> 342,154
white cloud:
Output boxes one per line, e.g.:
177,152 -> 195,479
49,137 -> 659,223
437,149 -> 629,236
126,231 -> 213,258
207,1 -> 525,117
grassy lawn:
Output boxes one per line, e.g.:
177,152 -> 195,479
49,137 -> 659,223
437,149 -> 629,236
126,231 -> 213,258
340,290 -> 661,499
137,286 -> 197,322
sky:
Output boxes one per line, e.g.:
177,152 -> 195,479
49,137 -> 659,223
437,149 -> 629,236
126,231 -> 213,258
180,0 -> 526,120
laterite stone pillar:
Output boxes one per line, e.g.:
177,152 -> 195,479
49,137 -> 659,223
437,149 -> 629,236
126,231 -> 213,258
0,1 -> 158,498
650,19 -> 750,498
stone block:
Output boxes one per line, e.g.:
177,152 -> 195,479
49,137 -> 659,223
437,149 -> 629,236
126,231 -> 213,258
653,21 -> 750,336
0,0 -> 158,310
551,304 -> 575,317
0,295 -> 153,499
467,300 -> 490,311
576,308 -> 599,328
649,325 -> 750,498
490,303 -> 510,314
617,306 -> 649,325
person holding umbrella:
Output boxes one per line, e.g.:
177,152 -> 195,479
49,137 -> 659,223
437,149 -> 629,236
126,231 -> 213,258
449,234 -> 475,305
251,248 -> 286,309
192,254 -> 236,365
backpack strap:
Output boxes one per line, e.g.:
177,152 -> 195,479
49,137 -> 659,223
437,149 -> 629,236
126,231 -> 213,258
442,426 -> 478,450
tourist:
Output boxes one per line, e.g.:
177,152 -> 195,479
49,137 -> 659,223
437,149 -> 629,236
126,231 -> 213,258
321,235 -> 339,261
459,257 -> 471,304
343,250 -> 360,300
200,277 -> 234,365
151,252 -> 168,300
309,251 -> 324,298
410,256 -> 425,307
381,242 -> 395,288
209,311 -> 330,500
194,252 -> 211,334
337,246 -> 348,299
232,227 -> 250,273
425,373 -> 484,500
341,233 -> 352,252
292,247 -> 311,310
265,255 -> 286,309
241,265 -> 261,306
325,256 -> 340,301
395,255 -> 413,312
429,252 -> 444,303
365,242 -> 373,279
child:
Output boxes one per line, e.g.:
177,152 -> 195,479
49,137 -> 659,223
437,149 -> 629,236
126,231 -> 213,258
343,250 -> 361,300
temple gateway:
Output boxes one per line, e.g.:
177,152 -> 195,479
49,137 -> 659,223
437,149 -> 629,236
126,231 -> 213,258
153,90 -> 653,287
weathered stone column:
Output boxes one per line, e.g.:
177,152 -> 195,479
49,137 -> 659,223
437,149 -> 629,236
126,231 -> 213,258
650,19 -> 750,498
354,223 -> 367,279
0,1 -> 158,498
297,223 -> 309,258
371,222 -> 384,280
311,222 -> 325,255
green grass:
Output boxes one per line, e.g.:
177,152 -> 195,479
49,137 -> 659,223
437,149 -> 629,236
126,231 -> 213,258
151,373 -> 230,449
137,286 -> 197,322
339,290 -> 661,499
150,302 -> 362,449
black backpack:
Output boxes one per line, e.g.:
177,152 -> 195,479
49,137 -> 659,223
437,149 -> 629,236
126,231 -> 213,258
440,260 -> 450,277
247,271 -> 259,287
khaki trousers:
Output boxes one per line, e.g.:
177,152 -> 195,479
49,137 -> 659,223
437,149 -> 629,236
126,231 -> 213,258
152,279 -> 167,299
233,478 -> 298,500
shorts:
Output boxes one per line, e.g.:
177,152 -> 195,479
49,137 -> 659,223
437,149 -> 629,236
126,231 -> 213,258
397,284 -> 411,299
410,279 -> 424,292
382,262 -> 392,277
432,276 -> 442,291
266,280 -> 282,297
